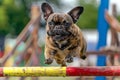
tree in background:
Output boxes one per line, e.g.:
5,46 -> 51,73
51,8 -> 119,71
0,0 -> 30,36
76,0 -> 99,29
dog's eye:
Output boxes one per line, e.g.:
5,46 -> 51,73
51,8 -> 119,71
63,21 -> 70,27
48,21 -> 55,26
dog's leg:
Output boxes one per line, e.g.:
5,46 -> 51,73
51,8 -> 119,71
44,48 -> 57,64
80,38 -> 87,60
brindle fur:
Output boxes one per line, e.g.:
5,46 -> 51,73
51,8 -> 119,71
41,3 -> 87,66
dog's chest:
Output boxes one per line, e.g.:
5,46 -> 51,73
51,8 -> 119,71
54,40 -> 70,50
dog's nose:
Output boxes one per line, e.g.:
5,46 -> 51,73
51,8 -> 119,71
54,26 -> 62,30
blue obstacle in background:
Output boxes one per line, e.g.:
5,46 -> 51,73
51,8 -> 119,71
95,0 -> 109,80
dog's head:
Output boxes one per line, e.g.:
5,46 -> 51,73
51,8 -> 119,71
41,3 -> 84,41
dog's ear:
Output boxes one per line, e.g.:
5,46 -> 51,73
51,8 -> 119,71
41,3 -> 53,21
68,6 -> 84,23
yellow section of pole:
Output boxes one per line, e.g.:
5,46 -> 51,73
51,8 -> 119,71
3,67 -> 66,77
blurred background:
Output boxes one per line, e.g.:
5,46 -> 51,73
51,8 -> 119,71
0,0 -> 120,80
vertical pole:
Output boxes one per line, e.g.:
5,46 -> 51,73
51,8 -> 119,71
95,0 -> 109,80
109,4 -> 118,67
0,36 -> 4,58
111,4 -> 119,46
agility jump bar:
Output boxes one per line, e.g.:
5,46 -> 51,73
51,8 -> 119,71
0,66 -> 120,77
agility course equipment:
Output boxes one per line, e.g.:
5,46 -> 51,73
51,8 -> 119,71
0,5 -> 41,67
0,67 -> 120,77
95,0 -> 109,80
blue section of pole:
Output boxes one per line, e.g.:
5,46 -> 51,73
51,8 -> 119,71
95,0 -> 109,80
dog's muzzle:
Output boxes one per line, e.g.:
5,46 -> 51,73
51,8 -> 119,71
48,29 -> 71,41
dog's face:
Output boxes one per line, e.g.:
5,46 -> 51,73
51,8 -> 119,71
46,13 -> 73,41
41,3 -> 84,41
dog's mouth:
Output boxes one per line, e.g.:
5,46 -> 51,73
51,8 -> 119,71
48,29 -> 71,41
53,35 -> 67,41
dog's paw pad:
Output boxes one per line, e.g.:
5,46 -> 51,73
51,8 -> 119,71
44,58 -> 53,64
66,57 -> 73,63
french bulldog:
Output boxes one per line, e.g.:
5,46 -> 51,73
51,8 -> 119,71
41,3 -> 87,66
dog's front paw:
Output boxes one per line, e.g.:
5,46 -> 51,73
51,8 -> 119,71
65,55 -> 73,63
80,55 -> 86,60
44,58 -> 53,64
